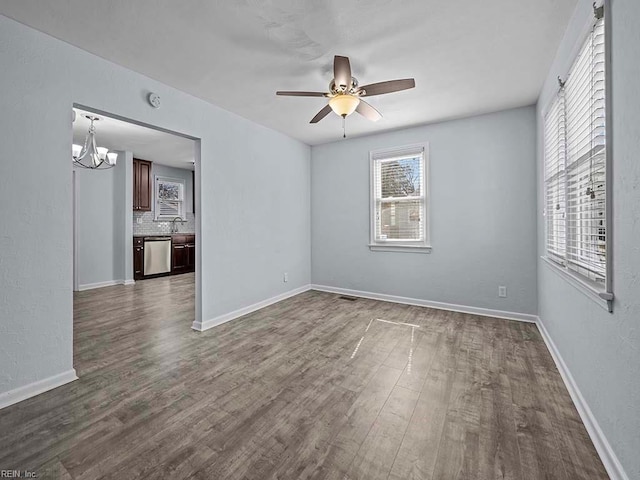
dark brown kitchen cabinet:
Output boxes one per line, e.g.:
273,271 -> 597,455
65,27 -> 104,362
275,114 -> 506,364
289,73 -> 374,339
133,237 -> 144,280
172,234 -> 195,274
172,243 -> 188,274
186,242 -> 195,271
133,158 -> 152,211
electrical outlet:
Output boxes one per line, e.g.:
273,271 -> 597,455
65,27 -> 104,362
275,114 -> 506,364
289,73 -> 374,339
498,286 -> 507,298
136,216 -> 143,224
283,272 -> 288,283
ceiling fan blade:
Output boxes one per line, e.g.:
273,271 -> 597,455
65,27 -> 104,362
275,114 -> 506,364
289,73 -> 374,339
276,91 -> 327,97
360,79 -> 415,96
310,104 -> 333,123
333,55 -> 352,89
356,100 -> 382,122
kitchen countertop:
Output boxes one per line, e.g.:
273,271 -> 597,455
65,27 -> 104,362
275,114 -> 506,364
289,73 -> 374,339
134,233 -> 195,237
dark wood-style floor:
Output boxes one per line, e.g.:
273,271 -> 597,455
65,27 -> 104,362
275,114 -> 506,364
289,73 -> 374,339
0,274 -> 608,479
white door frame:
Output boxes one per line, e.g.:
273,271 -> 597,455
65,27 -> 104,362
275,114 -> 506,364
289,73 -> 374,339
72,169 -> 79,292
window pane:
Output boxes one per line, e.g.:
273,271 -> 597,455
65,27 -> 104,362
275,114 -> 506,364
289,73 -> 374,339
563,16 -> 607,284
542,16 -> 607,287
155,177 -> 185,220
544,92 -> 566,264
378,199 -> 423,241
158,181 -> 181,201
566,151 -> 606,283
380,157 -> 422,198
546,175 -> 566,263
371,147 -> 427,247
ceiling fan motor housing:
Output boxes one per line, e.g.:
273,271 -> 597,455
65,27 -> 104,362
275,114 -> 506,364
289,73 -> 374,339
330,77 -> 359,96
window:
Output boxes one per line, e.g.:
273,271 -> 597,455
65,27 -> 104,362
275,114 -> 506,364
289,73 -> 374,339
543,9 -> 610,297
155,176 -> 185,220
370,144 -> 429,252
544,91 -> 567,266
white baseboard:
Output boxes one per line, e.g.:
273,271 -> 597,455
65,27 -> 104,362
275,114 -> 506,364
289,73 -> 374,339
0,369 -> 78,410
78,279 -> 134,291
192,284 -> 312,331
536,319 -> 629,480
310,284 -> 538,324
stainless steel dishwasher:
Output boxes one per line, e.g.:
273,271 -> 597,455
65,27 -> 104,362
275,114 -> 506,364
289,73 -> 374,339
143,236 -> 172,276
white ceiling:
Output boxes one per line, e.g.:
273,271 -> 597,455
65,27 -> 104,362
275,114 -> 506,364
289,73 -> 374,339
73,108 -> 195,170
1,0 -> 577,145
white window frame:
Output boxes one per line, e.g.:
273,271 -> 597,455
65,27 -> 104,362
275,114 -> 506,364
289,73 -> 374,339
542,1 -> 613,312
154,176 -> 186,221
369,143 -> 431,253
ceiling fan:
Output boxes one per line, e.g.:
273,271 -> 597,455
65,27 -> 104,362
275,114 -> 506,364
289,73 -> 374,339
276,55 -> 415,136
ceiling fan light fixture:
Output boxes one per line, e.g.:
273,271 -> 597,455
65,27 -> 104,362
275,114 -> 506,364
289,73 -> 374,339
329,94 -> 360,117
276,55 -> 415,134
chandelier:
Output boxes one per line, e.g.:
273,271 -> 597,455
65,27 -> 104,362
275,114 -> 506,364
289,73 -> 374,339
72,115 -> 117,169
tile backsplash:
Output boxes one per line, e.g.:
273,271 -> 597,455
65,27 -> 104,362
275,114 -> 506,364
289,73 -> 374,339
133,211 -> 196,235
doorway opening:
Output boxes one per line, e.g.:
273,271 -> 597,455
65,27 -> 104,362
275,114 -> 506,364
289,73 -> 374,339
71,104 -> 201,373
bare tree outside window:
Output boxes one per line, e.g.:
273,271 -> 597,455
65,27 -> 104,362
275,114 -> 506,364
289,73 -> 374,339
380,158 -> 421,198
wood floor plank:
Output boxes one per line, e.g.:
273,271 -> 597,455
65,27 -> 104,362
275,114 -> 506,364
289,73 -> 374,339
505,322 -> 569,480
0,275 -> 609,480
430,315 -> 485,480
388,311 -> 464,480
395,329 -> 444,393
318,363 -> 403,477
476,319 -> 523,480
347,385 -> 420,480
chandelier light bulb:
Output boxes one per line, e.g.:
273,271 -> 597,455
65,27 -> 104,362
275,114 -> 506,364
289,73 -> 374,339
96,147 -> 109,161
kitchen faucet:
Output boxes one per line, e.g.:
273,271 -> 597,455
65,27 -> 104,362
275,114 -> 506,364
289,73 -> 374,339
171,216 -> 184,233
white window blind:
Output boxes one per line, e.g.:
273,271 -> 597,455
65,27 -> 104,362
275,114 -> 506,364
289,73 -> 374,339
155,176 -> 185,220
544,91 -> 566,265
543,14 -> 607,286
565,16 -> 606,283
370,145 -> 428,249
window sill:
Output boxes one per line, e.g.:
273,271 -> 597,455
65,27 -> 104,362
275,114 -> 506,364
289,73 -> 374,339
541,256 -> 613,312
369,244 -> 432,254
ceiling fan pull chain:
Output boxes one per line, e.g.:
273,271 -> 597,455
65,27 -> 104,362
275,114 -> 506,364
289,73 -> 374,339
343,116 -> 346,138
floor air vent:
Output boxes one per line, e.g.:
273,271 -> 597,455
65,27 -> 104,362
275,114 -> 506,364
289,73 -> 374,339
339,295 -> 358,301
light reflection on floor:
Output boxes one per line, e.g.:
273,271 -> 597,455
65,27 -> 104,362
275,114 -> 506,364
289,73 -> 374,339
349,318 -> 420,372
407,326 -> 415,375
350,319 -> 373,359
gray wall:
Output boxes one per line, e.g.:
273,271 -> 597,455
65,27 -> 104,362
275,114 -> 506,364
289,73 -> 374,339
311,106 -> 537,315
75,165 -> 116,287
0,15 -> 311,396
536,0 -> 640,477
152,163 -> 194,214
75,150 -> 132,289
